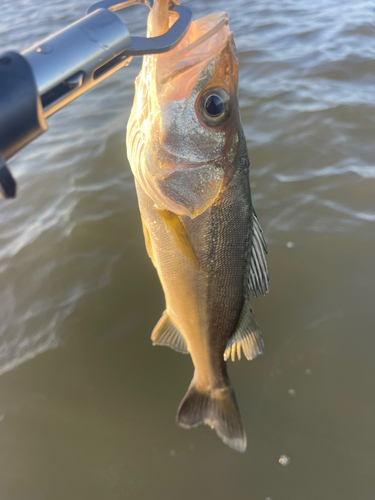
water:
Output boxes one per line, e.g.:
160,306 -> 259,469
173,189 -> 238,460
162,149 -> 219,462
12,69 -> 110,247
0,0 -> 374,498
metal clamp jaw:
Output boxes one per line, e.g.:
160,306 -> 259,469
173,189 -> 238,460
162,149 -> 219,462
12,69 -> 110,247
88,0 -> 192,55
0,0 -> 192,198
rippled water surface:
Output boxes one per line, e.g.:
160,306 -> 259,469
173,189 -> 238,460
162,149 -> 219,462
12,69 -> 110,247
0,0 -> 374,498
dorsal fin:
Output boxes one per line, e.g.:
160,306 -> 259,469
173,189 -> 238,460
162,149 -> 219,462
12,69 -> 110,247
224,302 -> 264,362
151,311 -> 189,354
249,209 -> 270,297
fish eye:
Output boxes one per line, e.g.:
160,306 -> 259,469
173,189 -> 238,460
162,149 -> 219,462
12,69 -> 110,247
197,87 -> 231,127
205,94 -> 224,116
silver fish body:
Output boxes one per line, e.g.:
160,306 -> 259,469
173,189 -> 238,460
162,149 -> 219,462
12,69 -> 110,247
127,10 -> 269,452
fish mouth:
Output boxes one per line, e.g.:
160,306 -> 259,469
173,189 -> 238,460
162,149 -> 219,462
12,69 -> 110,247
158,12 -> 231,87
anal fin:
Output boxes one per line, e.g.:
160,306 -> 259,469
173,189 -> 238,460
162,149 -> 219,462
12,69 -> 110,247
151,311 -> 188,354
249,208 -> 270,297
224,301 -> 264,362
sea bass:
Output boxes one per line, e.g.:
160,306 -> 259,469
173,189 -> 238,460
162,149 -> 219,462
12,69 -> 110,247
126,1 -> 269,452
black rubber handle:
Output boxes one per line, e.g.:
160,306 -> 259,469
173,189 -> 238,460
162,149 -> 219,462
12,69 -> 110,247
0,51 -> 47,161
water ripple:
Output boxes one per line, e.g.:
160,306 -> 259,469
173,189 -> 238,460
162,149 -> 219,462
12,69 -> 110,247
0,0 -> 373,372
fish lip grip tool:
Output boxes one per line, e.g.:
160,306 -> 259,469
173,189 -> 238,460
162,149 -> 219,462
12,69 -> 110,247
0,0 -> 192,198
88,0 -> 192,55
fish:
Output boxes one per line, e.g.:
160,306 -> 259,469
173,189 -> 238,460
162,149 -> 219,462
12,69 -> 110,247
126,0 -> 269,452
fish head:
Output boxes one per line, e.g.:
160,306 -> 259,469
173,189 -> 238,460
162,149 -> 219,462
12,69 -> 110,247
127,11 -> 247,218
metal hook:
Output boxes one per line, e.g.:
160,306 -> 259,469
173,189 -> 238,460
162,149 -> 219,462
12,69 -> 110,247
87,0 -> 192,56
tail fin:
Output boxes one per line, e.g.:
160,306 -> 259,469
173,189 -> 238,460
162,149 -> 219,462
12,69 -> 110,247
176,379 -> 247,453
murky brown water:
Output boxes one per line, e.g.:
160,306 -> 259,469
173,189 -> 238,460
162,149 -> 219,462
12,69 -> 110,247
1,0 -> 374,498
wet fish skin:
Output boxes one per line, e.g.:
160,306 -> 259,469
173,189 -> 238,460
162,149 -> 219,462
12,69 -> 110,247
127,10 -> 268,452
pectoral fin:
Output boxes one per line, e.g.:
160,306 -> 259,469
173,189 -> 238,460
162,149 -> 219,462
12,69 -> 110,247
151,311 -> 188,354
158,209 -> 200,270
141,217 -> 155,266
224,301 -> 264,362
249,209 -> 270,297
